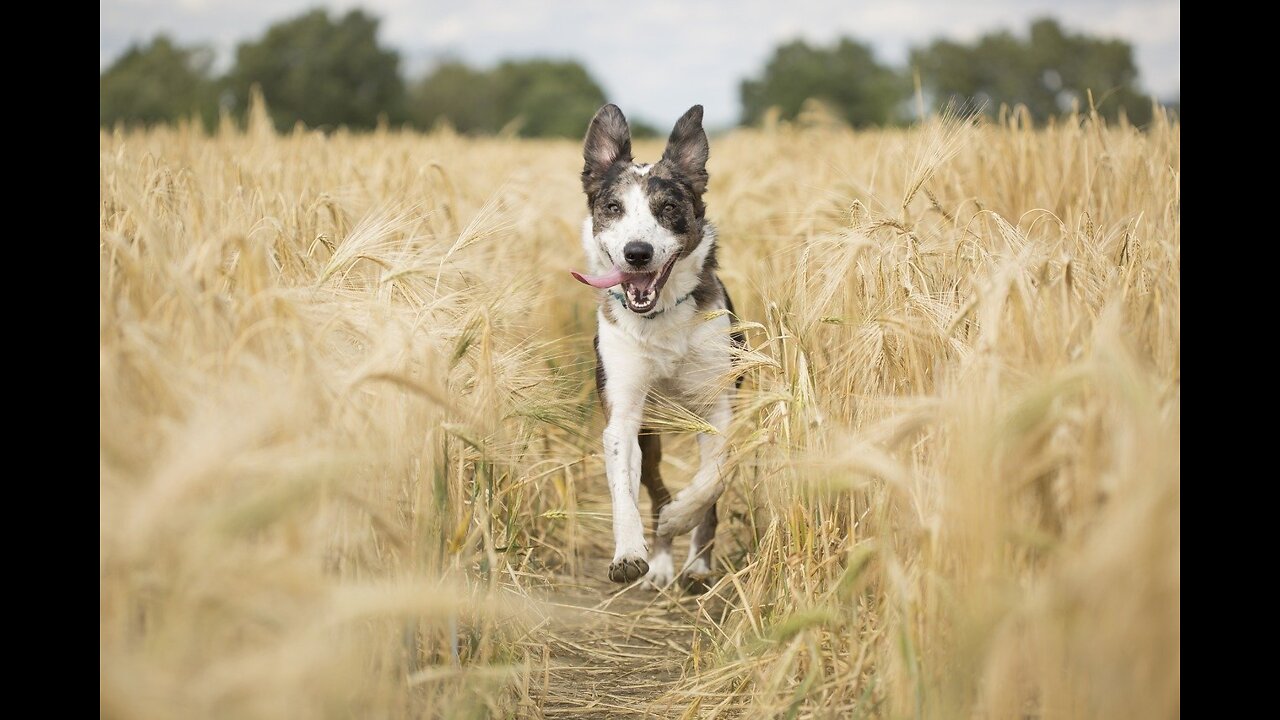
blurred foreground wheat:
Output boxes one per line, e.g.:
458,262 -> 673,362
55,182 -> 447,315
101,104 -> 1178,719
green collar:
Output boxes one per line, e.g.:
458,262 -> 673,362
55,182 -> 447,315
607,289 -> 695,319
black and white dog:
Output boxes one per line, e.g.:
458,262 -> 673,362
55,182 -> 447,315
571,104 -> 742,588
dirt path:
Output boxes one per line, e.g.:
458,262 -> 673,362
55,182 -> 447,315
521,492 -> 729,719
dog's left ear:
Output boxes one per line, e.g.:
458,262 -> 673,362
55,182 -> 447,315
583,104 -> 632,193
661,105 -> 709,195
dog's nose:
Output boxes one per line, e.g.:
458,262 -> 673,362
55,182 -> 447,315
623,241 -> 653,268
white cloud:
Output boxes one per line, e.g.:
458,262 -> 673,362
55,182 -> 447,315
100,0 -> 1180,127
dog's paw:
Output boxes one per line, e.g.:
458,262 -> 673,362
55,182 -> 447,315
677,556 -> 715,594
678,569 -> 716,594
643,552 -> 675,589
608,555 -> 649,584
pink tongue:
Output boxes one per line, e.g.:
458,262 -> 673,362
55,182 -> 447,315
570,266 -> 625,289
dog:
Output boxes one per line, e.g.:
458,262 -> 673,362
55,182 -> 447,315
571,104 -> 743,589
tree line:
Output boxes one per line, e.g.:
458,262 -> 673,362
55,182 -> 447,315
100,9 -> 1168,135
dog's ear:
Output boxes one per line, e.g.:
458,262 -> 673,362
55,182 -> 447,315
583,104 -> 632,192
660,105 -> 709,195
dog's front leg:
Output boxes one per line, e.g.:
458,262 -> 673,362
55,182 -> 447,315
603,392 -> 648,582
657,390 -> 731,540
599,343 -> 652,583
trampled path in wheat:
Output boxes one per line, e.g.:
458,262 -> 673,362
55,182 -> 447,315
521,490 -> 731,719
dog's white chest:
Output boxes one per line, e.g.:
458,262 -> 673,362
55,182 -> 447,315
597,306 -> 731,402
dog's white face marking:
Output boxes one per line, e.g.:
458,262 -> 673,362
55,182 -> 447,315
593,181 -> 681,276
581,219 -> 715,325
632,163 -> 652,176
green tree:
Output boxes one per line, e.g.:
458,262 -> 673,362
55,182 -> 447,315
100,35 -> 218,128
228,9 -> 404,131
912,18 -> 1153,125
740,39 -> 905,127
410,61 -> 497,132
410,59 -> 607,138
489,60 -> 607,137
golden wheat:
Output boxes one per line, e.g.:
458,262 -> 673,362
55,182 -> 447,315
100,103 -> 1179,719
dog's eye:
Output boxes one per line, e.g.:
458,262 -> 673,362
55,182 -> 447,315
662,202 -> 677,216
605,201 -> 622,214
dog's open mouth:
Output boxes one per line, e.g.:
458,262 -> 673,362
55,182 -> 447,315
571,256 -> 679,314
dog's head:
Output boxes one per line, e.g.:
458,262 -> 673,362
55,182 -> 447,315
577,104 -> 710,314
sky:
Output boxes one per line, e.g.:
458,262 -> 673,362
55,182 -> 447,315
100,0 -> 1180,129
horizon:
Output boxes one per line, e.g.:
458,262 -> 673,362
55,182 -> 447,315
99,0 -> 1180,129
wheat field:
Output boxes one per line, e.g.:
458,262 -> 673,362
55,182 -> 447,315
100,100 -> 1179,719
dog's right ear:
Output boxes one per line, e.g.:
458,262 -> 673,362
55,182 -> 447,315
582,104 -> 632,193
660,105 -> 709,195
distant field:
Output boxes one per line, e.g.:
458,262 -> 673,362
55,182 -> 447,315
100,103 -> 1180,719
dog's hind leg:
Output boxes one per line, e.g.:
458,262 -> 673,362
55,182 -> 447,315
680,502 -> 718,592
638,429 -> 675,587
